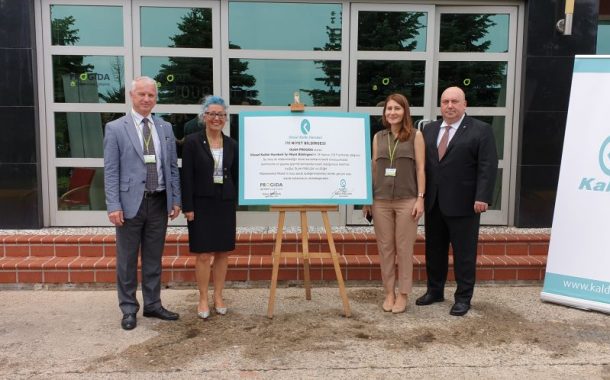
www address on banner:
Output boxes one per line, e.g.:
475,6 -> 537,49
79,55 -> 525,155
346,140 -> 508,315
563,280 -> 610,294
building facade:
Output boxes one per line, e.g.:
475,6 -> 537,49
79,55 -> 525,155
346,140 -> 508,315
0,0 -> 603,229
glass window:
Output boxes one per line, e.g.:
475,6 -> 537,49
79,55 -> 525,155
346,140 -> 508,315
440,14 -> 509,53
141,56 -> 213,104
50,5 -> 123,46
477,116 -> 505,160
229,2 -> 342,51
52,55 -> 125,103
140,7 -> 213,48
55,112 -> 120,158
356,60 -> 425,107
597,21 -> 610,54
57,167 -> 106,211
437,61 -> 507,107
358,11 -> 427,51
156,113 -> 200,159
229,59 -> 340,106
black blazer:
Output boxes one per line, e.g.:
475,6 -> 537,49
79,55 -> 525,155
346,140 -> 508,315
423,115 -> 497,217
181,131 -> 238,212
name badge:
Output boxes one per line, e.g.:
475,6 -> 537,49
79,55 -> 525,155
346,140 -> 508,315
213,175 -> 224,184
144,154 -> 156,164
385,168 -> 397,177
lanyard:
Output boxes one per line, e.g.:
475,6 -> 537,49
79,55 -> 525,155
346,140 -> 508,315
211,148 -> 223,173
132,114 -> 154,154
143,129 -> 153,154
387,133 -> 399,167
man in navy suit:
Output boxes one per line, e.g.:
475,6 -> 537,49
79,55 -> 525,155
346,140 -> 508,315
104,76 -> 182,330
415,86 -> 497,316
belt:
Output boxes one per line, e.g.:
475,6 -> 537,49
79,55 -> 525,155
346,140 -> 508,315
143,190 -> 166,198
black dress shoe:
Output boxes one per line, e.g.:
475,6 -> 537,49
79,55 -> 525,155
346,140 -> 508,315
415,292 -> 445,306
121,313 -> 137,330
143,306 -> 179,321
449,302 -> 470,316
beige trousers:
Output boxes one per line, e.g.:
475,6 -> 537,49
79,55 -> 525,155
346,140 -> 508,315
373,198 -> 418,295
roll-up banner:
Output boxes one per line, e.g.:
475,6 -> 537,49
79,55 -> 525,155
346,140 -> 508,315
541,55 -> 610,313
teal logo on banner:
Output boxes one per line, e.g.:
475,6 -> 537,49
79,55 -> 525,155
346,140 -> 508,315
578,136 -> 610,192
301,119 -> 311,135
599,136 -> 610,176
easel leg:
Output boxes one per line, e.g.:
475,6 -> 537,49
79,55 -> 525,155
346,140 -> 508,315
322,211 -> 351,317
267,210 -> 286,319
300,210 -> 312,300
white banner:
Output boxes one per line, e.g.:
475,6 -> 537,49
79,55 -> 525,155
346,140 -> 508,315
541,56 -> 610,313
239,111 -> 372,205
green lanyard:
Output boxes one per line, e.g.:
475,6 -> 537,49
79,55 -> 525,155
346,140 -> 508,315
143,132 -> 153,154
387,133 -> 399,167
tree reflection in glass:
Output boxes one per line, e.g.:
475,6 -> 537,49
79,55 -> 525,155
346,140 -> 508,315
438,14 -> 508,107
357,11 -> 427,51
300,10 -> 343,106
147,8 -> 259,105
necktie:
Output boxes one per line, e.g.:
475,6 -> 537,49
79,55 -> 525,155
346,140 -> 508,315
437,125 -> 451,160
142,118 -> 158,191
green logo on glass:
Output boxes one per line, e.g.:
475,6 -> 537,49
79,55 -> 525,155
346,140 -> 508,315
599,136 -> 610,176
301,119 -> 311,135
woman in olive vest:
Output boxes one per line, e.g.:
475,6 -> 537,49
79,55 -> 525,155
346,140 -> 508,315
363,93 -> 425,313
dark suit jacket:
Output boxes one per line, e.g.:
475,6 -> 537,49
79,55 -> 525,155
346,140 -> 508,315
423,115 -> 498,217
181,131 -> 238,213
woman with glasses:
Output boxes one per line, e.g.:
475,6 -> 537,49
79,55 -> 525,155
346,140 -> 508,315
182,95 -> 238,319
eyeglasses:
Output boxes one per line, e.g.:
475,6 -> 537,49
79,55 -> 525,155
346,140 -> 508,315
204,112 -> 227,119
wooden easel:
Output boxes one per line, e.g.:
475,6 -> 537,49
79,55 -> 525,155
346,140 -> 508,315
267,205 -> 351,318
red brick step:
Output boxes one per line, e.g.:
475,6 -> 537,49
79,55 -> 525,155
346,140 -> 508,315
0,233 -> 549,284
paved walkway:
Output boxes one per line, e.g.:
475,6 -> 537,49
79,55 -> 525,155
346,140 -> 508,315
0,285 -> 609,379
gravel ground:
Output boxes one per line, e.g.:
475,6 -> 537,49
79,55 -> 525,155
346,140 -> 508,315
0,285 -> 607,379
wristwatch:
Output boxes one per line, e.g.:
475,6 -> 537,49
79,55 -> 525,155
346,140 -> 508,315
417,192 -> 425,198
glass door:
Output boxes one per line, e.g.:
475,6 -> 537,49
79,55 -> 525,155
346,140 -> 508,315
42,0 -> 220,226
433,5 -> 519,225
347,3 -> 436,224
347,3 -> 521,225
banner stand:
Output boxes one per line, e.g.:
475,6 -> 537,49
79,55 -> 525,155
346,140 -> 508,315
266,205 -> 351,319
540,55 -> 610,313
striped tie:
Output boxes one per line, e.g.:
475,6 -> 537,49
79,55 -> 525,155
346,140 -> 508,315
142,118 -> 158,191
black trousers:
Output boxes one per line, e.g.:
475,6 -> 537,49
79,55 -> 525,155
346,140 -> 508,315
115,193 -> 168,315
424,200 -> 480,303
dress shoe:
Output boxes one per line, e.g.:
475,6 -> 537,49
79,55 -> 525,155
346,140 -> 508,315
392,294 -> 408,314
415,292 -> 445,306
449,302 -> 470,316
214,306 -> 228,315
143,306 -> 179,321
382,295 -> 395,312
197,310 -> 210,319
121,313 -> 137,330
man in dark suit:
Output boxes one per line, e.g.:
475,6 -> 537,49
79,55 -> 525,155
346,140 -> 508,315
104,76 -> 182,330
416,86 -> 497,316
